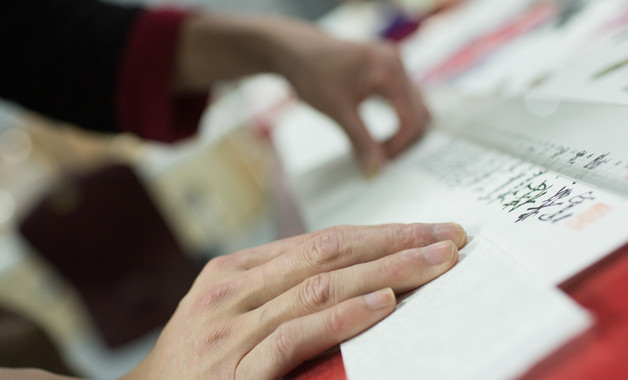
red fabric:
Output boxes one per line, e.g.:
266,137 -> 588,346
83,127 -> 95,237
523,244 -> 628,380
289,351 -> 347,380
290,244 -> 628,380
116,8 -> 208,143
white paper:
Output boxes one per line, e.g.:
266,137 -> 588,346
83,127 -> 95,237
273,97 -> 628,285
270,94 -> 628,379
534,20 -> 628,105
341,235 -> 591,380
451,0 -> 626,95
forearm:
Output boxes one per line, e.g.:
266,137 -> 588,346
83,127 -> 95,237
175,14 -> 327,92
0,369 -> 79,380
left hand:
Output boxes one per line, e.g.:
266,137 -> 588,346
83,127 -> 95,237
121,223 -> 465,380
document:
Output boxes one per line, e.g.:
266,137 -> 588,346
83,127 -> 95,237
534,17 -> 628,106
341,235 -> 591,380
274,95 -> 628,285
271,94 -> 628,379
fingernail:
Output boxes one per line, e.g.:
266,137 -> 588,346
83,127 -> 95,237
422,241 -> 454,265
365,162 -> 381,179
363,152 -> 385,179
364,288 -> 395,310
433,223 -> 466,247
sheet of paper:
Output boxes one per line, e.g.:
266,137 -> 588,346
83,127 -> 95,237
341,235 -> 592,380
534,19 -> 628,105
270,96 -> 626,377
401,0 -> 535,80
453,0 -> 626,95
272,97 -> 628,285
410,131 -> 628,284
440,95 -> 628,196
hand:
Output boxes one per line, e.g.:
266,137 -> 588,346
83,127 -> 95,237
123,223 -> 466,379
176,15 -> 429,175
268,22 -> 430,175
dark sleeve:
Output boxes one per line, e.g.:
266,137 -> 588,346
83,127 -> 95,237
0,0 -> 140,133
0,0 -> 208,142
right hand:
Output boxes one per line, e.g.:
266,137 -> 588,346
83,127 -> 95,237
177,14 -> 429,175
268,22 -> 430,175
123,223 -> 466,379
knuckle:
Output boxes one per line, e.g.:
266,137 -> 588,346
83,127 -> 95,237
392,224 -> 429,251
301,273 -> 333,309
199,323 -> 233,351
273,324 -> 298,363
327,307 -> 348,335
232,250 -> 259,270
309,228 -> 342,268
405,224 -> 430,246
395,224 -> 415,248
381,257 -> 405,279
206,254 -> 238,271
197,282 -> 237,310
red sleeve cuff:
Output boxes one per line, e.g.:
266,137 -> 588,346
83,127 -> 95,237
116,8 -> 209,143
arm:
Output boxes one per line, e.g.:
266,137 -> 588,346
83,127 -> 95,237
176,14 -> 430,173
1,1 -> 428,168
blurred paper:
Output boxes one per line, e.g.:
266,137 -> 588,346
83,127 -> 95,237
535,20 -> 628,105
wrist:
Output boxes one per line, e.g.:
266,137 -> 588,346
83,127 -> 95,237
175,14 -> 281,92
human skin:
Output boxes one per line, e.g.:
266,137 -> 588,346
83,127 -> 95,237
120,223 -> 466,379
175,13 -> 430,175
2,222 -> 466,379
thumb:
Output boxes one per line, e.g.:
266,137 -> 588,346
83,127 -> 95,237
334,106 -> 386,177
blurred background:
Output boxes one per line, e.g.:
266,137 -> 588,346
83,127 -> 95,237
3,0 -> 620,378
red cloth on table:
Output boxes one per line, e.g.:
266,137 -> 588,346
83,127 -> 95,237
116,8 -> 208,143
289,243 -> 628,380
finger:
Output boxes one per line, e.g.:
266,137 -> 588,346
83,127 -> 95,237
231,224 -> 395,270
236,288 -> 396,380
383,85 -> 430,158
333,104 -> 387,177
373,51 -> 430,158
249,241 -> 457,339
240,223 -> 466,309
191,224 -> 413,295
